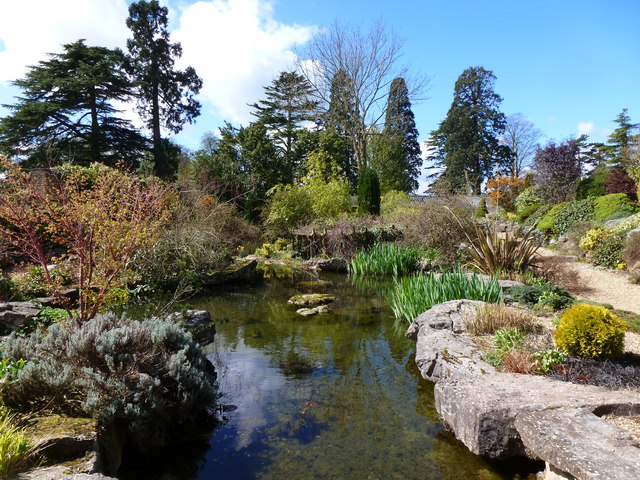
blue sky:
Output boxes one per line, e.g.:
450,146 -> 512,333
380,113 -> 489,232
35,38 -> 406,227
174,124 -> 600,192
1,0 -> 639,185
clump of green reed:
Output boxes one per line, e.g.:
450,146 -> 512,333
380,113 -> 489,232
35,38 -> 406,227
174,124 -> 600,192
349,243 -> 420,277
388,269 -> 503,323
0,407 -> 37,476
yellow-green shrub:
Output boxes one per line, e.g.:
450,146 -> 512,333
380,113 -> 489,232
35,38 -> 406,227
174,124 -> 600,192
554,304 -> 626,359
579,227 -> 609,251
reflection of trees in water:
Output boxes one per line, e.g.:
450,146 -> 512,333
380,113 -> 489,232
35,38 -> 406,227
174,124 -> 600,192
432,431 -> 506,480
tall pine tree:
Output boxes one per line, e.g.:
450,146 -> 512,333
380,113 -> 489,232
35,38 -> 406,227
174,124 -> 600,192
0,40 -> 145,167
372,77 -> 421,192
602,108 -> 638,167
126,0 -> 202,178
250,71 -> 319,178
428,66 -> 510,194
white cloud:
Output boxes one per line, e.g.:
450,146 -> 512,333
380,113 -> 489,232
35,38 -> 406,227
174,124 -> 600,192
578,121 -> 595,136
0,0 -> 130,83
172,0 -> 318,124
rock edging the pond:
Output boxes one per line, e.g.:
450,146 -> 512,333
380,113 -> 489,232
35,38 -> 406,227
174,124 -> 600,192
406,299 -> 640,480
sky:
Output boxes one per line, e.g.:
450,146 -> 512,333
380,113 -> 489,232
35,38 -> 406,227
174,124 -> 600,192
0,0 -> 639,190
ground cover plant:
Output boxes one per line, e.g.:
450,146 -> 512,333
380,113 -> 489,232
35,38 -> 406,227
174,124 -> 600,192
388,270 -> 503,322
349,243 -> 420,277
506,284 -> 574,311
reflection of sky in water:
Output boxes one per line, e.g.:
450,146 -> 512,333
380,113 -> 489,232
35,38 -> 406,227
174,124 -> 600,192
211,339 -> 287,450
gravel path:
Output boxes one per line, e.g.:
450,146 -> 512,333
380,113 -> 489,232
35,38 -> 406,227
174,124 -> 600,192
536,247 -> 640,314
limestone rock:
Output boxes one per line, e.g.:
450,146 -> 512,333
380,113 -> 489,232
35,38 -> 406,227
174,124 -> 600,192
24,416 -> 98,465
165,309 -> 215,343
8,466 -> 117,480
288,293 -> 336,307
0,301 -> 40,331
406,299 -> 486,339
516,407 -> 640,480
435,373 -> 640,459
202,259 -> 259,286
413,328 -> 496,382
306,258 -> 348,273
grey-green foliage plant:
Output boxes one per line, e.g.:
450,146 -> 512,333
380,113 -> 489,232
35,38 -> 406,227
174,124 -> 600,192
2,314 -> 217,453
349,243 -> 419,277
388,269 -> 503,322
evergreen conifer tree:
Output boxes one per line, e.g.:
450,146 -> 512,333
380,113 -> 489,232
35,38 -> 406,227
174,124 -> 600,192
357,167 -> 381,215
428,66 -> 510,194
126,0 -> 202,178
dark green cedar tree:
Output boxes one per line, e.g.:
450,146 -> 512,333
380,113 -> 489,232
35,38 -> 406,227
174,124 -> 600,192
0,40 -> 146,167
428,66 -> 510,194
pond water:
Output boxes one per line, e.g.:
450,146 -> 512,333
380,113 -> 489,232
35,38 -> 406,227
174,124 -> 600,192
120,267 -> 539,480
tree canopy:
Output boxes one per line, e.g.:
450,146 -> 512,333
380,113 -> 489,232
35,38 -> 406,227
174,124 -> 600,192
428,66 -> 510,194
126,0 -> 202,178
0,40 -> 145,167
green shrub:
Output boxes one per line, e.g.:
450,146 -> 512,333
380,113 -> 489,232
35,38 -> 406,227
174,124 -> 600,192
475,198 -> 488,218
2,314 -> 217,453
265,184 -> 314,232
350,243 -> 419,277
552,198 -> 595,237
388,270 -> 503,322
516,204 -> 541,223
576,167 -> 611,200
357,168 -> 381,215
554,304 -> 626,359
523,203 -> 553,227
0,277 -> 21,302
537,202 -> 567,236
516,186 -> 544,212
307,178 -> 352,219
591,232 -> 625,268
593,193 -> 638,223
381,190 -> 411,216
254,238 -> 294,259
507,284 -> 574,309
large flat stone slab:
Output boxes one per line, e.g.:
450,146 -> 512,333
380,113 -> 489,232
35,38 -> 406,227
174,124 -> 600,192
516,408 -> 640,480
406,299 -> 486,339
435,373 -> 640,459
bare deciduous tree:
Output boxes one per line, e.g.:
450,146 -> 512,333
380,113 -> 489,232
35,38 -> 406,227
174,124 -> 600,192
299,20 -> 426,172
501,113 -> 542,177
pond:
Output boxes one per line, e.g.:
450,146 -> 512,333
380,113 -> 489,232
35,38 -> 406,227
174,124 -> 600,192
120,267 -> 539,480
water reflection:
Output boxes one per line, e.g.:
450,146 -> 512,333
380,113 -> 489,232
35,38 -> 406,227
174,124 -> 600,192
121,272 -> 539,480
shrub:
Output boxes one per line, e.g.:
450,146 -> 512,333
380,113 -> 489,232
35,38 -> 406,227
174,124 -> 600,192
516,186 -> 544,212
554,304 -> 626,359
552,198 -> 595,237
388,270 -> 503,323
0,407 -> 36,477
306,178 -> 352,219
357,168 -> 381,215
523,203 -> 553,227
507,284 -> 574,309
381,190 -> 411,216
475,198 -> 488,218
254,238 -> 294,259
576,167 -> 610,200
265,184 -> 314,232
593,193 -> 638,223
463,223 -> 542,275
516,204 -> 541,223
605,168 -> 638,202
388,197 -> 475,266
134,192 -> 260,293
350,244 -> 419,277
321,217 -> 401,259
579,227 -> 608,251
486,176 -> 526,212
468,303 -> 537,335
2,314 -> 217,453
537,202 -> 567,236
591,232 -> 625,268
